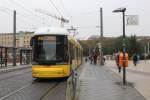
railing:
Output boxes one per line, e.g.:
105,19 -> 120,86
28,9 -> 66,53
0,46 -> 32,67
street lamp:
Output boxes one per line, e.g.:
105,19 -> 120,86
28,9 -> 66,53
113,7 -> 126,85
113,8 -> 126,38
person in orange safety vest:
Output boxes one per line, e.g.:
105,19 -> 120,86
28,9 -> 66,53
119,52 -> 128,67
117,51 -> 128,73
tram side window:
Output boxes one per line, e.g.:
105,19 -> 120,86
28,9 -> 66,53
64,41 -> 68,62
78,48 -> 81,64
76,48 -> 79,63
69,42 -> 74,64
80,51 -> 82,61
78,50 -> 80,61
79,49 -> 81,61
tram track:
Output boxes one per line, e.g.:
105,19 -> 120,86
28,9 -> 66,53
39,80 -> 67,100
0,78 -> 66,100
39,82 -> 61,100
0,67 -> 67,100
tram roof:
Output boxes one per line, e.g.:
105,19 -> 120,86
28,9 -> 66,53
34,27 -> 69,35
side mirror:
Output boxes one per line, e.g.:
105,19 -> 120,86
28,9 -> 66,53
30,37 -> 34,46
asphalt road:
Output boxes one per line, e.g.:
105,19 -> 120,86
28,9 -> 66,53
0,67 -> 67,100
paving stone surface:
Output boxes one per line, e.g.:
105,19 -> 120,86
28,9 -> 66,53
77,63 -> 145,100
107,60 -> 150,100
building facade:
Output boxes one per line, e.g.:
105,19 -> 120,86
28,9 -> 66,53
0,32 -> 33,48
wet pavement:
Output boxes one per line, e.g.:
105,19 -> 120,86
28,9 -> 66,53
107,60 -> 150,100
77,62 -> 145,100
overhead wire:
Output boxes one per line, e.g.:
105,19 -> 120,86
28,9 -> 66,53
0,6 -> 41,26
48,0 -> 63,16
17,12 -> 43,25
0,7 -> 38,30
59,0 -> 71,18
59,0 -> 72,24
7,0 -> 43,20
5,0 -> 69,27
6,0 -> 55,26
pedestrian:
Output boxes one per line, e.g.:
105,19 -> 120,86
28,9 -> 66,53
115,52 -> 121,73
88,56 -> 90,60
133,53 -> 138,66
85,57 -> 87,62
137,54 -> 140,64
97,56 -> 100,64
90,55 -> 93,64
93,52 -> 98,65
103,56 -> 106,65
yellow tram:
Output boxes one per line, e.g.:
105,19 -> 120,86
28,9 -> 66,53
30,27 -> 83,78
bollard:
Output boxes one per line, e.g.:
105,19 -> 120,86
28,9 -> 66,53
72,70 -> 78,98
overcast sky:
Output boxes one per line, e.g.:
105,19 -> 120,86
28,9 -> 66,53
0,0 -> 150,39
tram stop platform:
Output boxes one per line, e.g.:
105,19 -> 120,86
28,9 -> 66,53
76,62 -> 146,100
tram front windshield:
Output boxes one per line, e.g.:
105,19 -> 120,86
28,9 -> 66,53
33,35 -> 68,64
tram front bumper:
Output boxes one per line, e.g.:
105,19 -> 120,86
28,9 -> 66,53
32,67 -> 68,78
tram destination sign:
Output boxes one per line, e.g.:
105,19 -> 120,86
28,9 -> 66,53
37,36 -> 56,41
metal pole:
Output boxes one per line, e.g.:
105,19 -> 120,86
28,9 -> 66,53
13,10 -> 16,66
144,46 -> 147,61
20,50 -> 22,65
123,11 -> 125,38
122,11 -> 126,85
5,48 -> 7,67
148,42 -> 149,54
100,7 -> 104,65
100,8 -> 103,37
0,48 -> 2,67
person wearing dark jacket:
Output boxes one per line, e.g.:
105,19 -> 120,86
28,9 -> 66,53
93,52 -> 98,65
133,54 -> 138,66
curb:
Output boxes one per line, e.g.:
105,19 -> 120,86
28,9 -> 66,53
66,63 -> 84,100
0,65 -> 31,74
